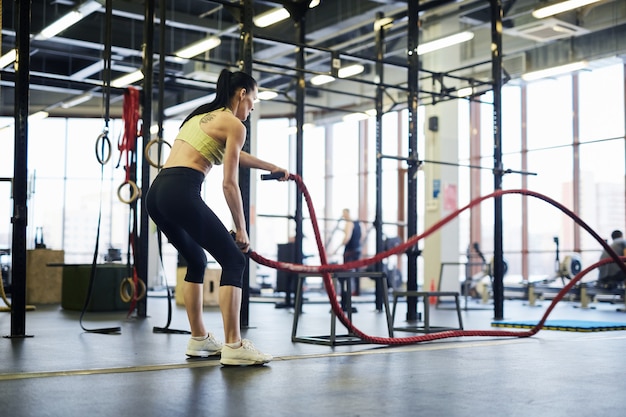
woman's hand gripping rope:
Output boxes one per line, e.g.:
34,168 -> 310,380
251,174 -> 626,345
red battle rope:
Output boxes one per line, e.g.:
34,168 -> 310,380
249,174 -> 626,346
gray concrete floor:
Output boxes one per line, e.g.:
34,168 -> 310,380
1,287 -> 626,417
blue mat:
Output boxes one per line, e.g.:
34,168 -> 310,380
491,319 -> 626,332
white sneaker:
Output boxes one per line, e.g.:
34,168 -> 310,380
220,339 -> 273,366
185,333 -> 223,357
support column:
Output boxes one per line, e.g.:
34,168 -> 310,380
405,0 -> 420,321
490,0 -> 505,320
521,86 -> 529,281
284,2 -> 309,299
138,0 -> 155,318
9,0 -> 31,338
469,101 -> 482,278
374,11 -> 385,277
572,74 -> 581,253
239,0 -> 254,327
423,102 -> 459,294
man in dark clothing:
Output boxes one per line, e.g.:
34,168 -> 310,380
597,230 -> 626,289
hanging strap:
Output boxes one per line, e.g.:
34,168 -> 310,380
80,0 -> 120,334
151,0 -> 189,335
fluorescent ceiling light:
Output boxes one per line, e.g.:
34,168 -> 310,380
0,49 -> 17,69
456,87 -> 473,97
28,111 -> 49,121
338,64 -> 365,78
165,94 -> 216,118
252,0 -> 319,28
310,74 -> 335,85
417,31 -> 474,55
111,70 -> 144,88
70,60 -> 105,81
257,91 -> 278,101
310,63 -> 365,86
174,36 -> 221,60
60,92 -> 93,109
34,0 -> 101,40
254,8 -> 290,28
342,112 -> 371,122
176,78 -> 214,88
532,0 -> 602,19
521,61 -> 588,81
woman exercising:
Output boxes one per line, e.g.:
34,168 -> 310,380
146,69 -> 289,366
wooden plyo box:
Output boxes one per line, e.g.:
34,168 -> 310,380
175,267 -> 221,307
26,249 -> 64,304
61,264 -> 132,312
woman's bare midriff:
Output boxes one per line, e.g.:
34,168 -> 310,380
163,140 -> 212,176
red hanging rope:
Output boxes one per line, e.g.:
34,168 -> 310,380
118,87 -> 141,179
119,87 -> 143,315
249,174 -> 626,346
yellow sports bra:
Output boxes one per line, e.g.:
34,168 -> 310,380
176,109 -> 228,165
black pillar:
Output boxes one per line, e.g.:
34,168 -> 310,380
282,1 -> 309,301
405,0 -> 420,321
374,12 -> 385,308
138,0 -> 155,318
239,0 -> 254,327
9,0 -> 32,338
490,0 -> 505,320
294,10 -> 306,287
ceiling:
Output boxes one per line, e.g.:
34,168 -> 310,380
1,0 -> 625,122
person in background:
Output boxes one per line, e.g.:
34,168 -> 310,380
336,208 -> 362,312
597,230 -> 626,289
146,69 -> 289,366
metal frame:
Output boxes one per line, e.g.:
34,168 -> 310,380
291,272 -> 393,346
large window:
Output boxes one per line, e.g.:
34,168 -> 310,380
577,63 -> 625,268
3,61 -> 623,292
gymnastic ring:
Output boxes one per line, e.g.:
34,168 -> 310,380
119,277 -> 146,303
95,133 -> 112,165
117,180 -> 141,204
144,138 -> 171,169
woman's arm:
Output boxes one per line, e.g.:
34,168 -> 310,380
222,122 -> 249,251
239,151 -> 289,180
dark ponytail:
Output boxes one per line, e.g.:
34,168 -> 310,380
180,69 -> 257,127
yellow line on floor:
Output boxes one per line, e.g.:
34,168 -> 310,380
0,337 -> 535,382
0,360 -> 221,381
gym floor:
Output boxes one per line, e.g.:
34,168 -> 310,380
1,288 -> 626,417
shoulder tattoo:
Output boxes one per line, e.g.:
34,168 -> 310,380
200,113 -> 216,123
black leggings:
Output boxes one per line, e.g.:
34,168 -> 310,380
145,167 -> 245,287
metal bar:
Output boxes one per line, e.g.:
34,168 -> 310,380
490,0 -> 504,320
294,6 -> 306,298
137,0 -> 155,318
9,0 -> 31,338
406,0 -> 420,322
521,85 -> 529,282
252,60 -> 411,92
239,0 -> 254,328
469,100 -> 482,282
374,12 -> 385,286
253,33 -> 409,69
